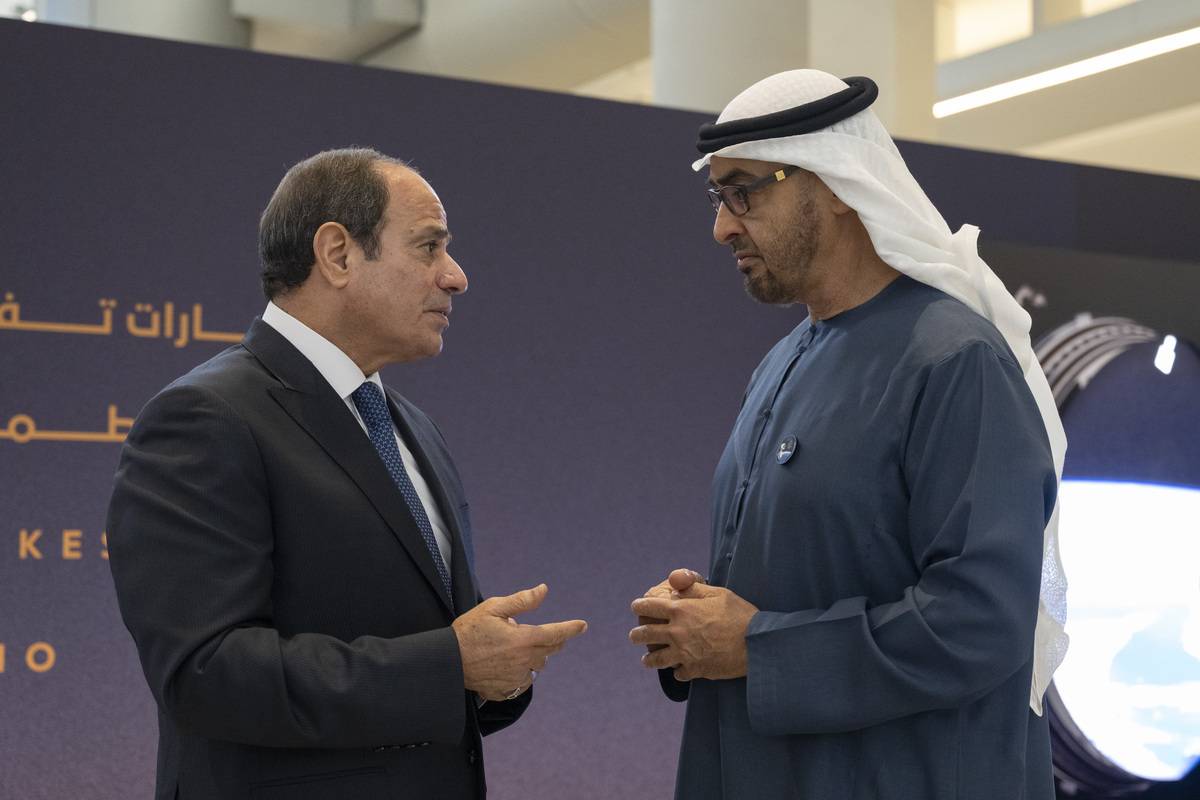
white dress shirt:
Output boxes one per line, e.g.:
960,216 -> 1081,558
261,302 -> 453,571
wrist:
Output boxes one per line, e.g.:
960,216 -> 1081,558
449,621 -> 473,691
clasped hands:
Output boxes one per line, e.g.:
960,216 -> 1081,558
452,583 -> 587,702
628,568 -> 758,682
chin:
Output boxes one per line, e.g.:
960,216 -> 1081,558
745,273 -> 802,307
745,277 -> 779,305
385,336 -> 443,366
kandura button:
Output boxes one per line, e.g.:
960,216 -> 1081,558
777,435 -> 798,464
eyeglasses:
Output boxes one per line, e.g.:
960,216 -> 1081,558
706,165 -> 800,216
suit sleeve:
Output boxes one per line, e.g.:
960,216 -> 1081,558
743,342 -> 1056,735
107,382 -> 467,749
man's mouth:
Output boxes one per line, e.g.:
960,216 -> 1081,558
735,252 -> 760,272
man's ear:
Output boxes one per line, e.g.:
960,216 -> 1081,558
312,221 -> 353,289
828,191 -> 853,217
811,173 -> 853,217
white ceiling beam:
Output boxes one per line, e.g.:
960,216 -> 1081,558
935,38 -> 1200,151
938,0 -> 1200,98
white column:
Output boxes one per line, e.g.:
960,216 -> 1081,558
652,0 -> 935,139
651,0 -> 810,114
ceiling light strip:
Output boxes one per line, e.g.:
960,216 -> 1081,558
933,25 -> 1200,118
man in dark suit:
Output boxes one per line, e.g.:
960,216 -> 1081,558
107,148 -> 587,799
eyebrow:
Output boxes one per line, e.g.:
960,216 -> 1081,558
706,168 -> 759,188
410,225 -> 452,244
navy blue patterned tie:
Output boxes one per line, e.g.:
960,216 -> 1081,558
350,381 -> 453,605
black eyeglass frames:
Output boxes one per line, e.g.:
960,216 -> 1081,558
706,165 -> 800,216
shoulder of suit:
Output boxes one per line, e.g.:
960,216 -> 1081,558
155,344 -> 272,410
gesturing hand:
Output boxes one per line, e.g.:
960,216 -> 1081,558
453,584 -> 587,702
629,574 -> 757,682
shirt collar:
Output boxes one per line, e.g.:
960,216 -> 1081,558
261,302 -> 384,400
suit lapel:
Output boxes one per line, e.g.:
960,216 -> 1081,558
387,394 -> 480,614
243,320 -> 455,616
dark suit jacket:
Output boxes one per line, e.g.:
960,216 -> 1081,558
107,319 -> 529,800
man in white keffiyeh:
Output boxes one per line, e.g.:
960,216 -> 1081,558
629,70 -> 1066,800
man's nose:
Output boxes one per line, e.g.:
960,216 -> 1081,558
712,203 -> 745,246
440,255 -> 468,294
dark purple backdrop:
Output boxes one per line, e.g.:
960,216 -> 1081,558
1,18 -> 1198,799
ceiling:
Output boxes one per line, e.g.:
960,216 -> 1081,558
5,0 -> 1199,180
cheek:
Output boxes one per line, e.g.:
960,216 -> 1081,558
753,221 -> 787,260
379,272 -> 421,311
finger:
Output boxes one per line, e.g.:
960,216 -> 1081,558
526,642 -> 564,661
668,568 -> 704,592
530,638 -> 566,657
528,618 -> 588,646
641,646 -> 683,670
675,582 -> 716,599
628,624 -> 673,646
630,596 -> 674,619
673,666 -> 693,682
642,581 -> 673,599
533,641 -> 566,657
529,655 -> 549,671
487,584 -> 548,618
